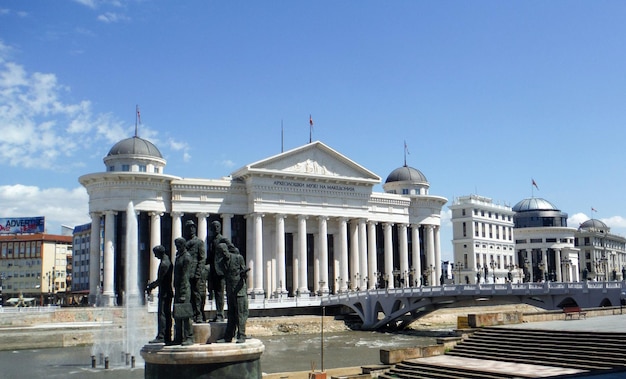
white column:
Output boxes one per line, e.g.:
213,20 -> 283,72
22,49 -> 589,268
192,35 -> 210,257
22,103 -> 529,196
358,219 -> 367,290
349,220 -> 360,290
171,211 -> 183,257
103,210 -> 116,306
434,226 -> 442,284
399,223 -> 409,287
384,222 -> 394,289
221,214 -> 233,240
253,213 -> 265,295
275,214 -> 287,294
246,216 -> 254,293
149,212 -> 162,285
297,215 -> 309,294
555,249 -> 562,282
411,225 -> 421,287
88,212 -> 101,305
542,248 -> 548,281
197,213 -> 208,243
426,225 -> 435,286
367,221 -> 377,289
318,216 -> 329,293
339,218 -> 349,292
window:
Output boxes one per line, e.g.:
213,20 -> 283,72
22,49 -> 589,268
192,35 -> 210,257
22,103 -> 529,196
108,166 -> 115,172
122,164 -> 130,172
402,188 -> 409,195
462,222 -> 467,237
462,209 -> 466,216
139,165 -> 147,172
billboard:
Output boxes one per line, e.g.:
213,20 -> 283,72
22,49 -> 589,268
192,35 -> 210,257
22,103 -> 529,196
0,217 -> 45,235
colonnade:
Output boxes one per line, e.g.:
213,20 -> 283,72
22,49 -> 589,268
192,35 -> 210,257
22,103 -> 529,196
88,210 -> 443,306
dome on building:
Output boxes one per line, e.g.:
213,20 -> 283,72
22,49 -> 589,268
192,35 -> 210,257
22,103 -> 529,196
512,197 -> 559,212
107,136 -> 163,158
385,165 -> 428,184
579,219 -> 609,231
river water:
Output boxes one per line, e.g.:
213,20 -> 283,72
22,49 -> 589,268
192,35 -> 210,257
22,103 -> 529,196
0,331 -> 440,378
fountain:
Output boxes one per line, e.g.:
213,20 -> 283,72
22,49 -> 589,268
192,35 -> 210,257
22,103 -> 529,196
90,201 -> 151,371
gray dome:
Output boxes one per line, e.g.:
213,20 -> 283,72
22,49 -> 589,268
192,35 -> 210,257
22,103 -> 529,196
385,165 -> 428,184
580,219 -> 608,231
512,198 -> 559,212
107,136 -> 162,158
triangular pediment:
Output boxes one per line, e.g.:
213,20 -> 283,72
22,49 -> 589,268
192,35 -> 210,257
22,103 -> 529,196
232,141 -> 380,184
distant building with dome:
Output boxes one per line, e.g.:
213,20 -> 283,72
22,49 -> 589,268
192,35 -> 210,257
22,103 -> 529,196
79,137 -> 447,306
512,197 -> 579,282
575,219 -> 626,281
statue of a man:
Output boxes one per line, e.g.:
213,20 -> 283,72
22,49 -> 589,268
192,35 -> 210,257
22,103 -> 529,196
184,220 -> 207,323
216,242 -> 249,343
173,237 -> 194,346
208,220 -> 235,322
146,245 -> 173,344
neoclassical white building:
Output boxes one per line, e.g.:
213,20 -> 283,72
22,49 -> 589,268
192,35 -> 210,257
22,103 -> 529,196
79,136 -> 447,306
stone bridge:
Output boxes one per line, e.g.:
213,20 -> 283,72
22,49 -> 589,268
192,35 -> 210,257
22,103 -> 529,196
320,281 -> 626,330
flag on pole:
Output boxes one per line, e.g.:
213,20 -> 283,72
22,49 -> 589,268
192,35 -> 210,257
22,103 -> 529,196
532,179 -> 539,190
309,115 -> 313,127
404,140 -> 410,155
592,207 -> 597,213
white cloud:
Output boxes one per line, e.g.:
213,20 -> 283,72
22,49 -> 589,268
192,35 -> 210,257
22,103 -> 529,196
73,0 -> 98,9
0,41 -> 136,170
568,212 -> 589,229
0,185 -> 90,233
97,12 -> 130,23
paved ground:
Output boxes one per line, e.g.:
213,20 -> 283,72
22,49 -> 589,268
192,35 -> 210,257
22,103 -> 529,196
504,313 -> 626,333
414,314 -> 626,379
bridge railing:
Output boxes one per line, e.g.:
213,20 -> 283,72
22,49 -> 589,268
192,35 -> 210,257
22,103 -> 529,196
321,281 -> 626,304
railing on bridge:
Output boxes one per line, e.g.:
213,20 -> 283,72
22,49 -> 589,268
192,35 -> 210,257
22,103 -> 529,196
320,281 -> 626,330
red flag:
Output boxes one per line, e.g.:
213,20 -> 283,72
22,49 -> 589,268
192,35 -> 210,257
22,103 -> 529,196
532,179 -> 539,190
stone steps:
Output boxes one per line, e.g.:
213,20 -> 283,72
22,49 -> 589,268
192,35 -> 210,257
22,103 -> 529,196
380,360 -> 523,379
378,326 -> 626,378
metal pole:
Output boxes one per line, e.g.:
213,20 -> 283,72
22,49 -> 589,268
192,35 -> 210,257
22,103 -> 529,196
321,305 -> 325,372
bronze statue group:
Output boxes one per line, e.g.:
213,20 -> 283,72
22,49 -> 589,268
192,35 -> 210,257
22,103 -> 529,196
146,220 -> 249,346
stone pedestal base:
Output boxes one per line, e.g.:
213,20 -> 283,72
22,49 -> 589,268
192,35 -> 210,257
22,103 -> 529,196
141,338 -> 264,379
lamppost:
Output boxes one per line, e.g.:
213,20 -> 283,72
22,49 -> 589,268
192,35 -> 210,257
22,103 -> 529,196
456,261 -> 463,285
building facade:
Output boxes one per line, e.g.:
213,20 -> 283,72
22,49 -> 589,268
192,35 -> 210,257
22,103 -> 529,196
79,137 -> 448,306
0,233 -> 72,305
513,198 -> 579,282
449,195 -> 516,284
575,219 -> 626,281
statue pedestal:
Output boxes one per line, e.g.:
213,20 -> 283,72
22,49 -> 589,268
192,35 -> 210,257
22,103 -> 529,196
141,338 -> 264,379
141,323 -> 264,379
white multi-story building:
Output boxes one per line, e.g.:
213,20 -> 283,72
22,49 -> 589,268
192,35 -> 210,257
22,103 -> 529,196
513,198 -> 579,282
449,195 -> 516,284
79,135 -> 447,306
575,219 -> 626,281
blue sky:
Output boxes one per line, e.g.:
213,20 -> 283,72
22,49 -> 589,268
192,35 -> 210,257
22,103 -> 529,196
2,1 -> 626,261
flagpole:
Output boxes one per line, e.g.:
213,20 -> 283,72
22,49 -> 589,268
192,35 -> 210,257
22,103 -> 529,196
135,105 -> 139,137
309,114 -> 313,143
281,119 -> 284,153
